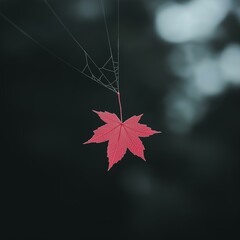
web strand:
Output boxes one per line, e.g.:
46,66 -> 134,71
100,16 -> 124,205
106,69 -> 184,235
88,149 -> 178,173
100,0 -> 118,91
43,0 -> 117,92
117,0 -> 120,92
0,1 -> 120,93
0,12 -> 116,93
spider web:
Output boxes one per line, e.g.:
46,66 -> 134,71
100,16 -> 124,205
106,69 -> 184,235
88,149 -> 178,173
0,0 -> 120,93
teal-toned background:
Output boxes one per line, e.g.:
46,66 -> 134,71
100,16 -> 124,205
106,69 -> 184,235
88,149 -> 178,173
1,0 -> 240,239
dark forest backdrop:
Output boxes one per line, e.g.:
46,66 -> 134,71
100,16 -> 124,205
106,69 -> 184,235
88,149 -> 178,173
1,0 -> 240,239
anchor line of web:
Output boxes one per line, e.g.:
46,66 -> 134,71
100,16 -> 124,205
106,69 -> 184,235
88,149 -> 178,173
0,0 -> 121,93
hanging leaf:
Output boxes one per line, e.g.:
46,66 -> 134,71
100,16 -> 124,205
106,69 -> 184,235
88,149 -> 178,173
84,111 -> 160,170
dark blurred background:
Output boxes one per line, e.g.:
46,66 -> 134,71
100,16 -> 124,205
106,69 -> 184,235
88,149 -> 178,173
1,0 -> 240,239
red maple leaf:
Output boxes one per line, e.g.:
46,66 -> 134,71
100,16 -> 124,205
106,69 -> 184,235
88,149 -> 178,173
84,110 -> 160,170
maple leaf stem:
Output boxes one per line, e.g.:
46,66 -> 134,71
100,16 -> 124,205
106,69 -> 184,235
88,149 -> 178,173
117,92 -> 123,122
